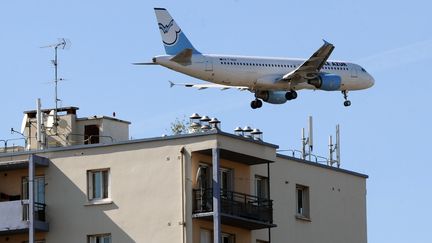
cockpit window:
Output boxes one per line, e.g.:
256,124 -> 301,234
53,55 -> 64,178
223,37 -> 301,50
361,68 -> 367,72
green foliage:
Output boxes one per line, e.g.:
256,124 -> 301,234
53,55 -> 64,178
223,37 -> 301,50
170,117 -> 189,135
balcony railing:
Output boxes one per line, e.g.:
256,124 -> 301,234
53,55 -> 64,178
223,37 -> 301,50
0,200 -> 49,234
193,188 -> 273,224
22,202 -> 47,222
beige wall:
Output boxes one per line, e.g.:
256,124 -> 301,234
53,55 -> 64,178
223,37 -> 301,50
191,153 -> 251,194
251,157 -> 367,243
0,134 -> 366,243
0,168 -> 45,197
193,219 -> 251,243
43,142 -> 185,243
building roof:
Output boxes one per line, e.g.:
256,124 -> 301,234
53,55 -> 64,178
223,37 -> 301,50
76,115 -> 131,124
276,153 -> 368,179
0,129 -> 278,156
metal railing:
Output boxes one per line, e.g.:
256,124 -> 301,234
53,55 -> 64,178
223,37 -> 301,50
278,149 -> 330,164
193,188 -> 273,223
22,201 -> 47,222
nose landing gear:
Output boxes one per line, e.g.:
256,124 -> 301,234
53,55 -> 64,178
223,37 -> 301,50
250,99 -> 263,109
342,90 -> 351,107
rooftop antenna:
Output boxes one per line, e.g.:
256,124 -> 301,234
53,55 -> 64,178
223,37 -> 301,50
41,38 -> 71,134
328,124 -> 341,167
302,116 -> 313,160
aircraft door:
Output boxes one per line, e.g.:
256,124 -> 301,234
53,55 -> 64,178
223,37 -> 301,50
205,58 -> 213,71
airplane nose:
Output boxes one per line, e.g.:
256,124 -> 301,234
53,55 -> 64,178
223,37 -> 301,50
369,76 -> 375,87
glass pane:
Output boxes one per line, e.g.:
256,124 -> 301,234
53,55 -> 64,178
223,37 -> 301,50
102,235 -> 111,243
297,189 -> 303,214
102,171 -> 109,199
93,172 -> 102,199
22,178 -> 29,200
200,229 -> 211,243
36,177 -> 45,204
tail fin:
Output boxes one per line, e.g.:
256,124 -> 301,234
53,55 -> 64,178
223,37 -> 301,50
154,8 -> 200,55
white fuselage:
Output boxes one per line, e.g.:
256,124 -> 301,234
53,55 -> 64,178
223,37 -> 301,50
154,54 -> 375,91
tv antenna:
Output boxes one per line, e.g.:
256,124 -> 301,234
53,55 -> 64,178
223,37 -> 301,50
328,124 -> 341,167
41,38 -> 71,133
301,116 -> 313,160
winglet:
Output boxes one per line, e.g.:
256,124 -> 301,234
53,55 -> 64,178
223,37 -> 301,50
322,39 -> 333,46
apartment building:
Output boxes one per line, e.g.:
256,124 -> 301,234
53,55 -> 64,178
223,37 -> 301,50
0,107 -> 367,243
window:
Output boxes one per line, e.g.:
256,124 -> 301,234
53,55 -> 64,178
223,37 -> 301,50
87,169 -> 110,201
255,175 -> 269,200
222,233 -> 235,243
296,184 -> 310,219
200,229 -> 235,243
84,125 -> 100,144
88,234 -> 111,243
200,229 -> 212,243
22,176 -> 45,203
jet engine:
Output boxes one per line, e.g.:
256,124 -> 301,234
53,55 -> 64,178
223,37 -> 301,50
255,90 -> 288,104
308,73 -> 341,91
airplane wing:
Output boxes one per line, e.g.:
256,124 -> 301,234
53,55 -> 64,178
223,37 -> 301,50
169,81 -> 249,91
282,40 -> 335,83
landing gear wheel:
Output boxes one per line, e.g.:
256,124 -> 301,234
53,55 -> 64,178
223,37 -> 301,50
342,90 -> 351,107
285,91 -> 297,100
250,99 -> 263,109
256,99 -> 263,108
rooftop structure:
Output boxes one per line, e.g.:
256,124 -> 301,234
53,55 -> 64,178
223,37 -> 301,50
0,107 -> 367,243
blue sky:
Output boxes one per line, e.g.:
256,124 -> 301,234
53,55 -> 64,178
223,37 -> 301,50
1,1 -> 431,242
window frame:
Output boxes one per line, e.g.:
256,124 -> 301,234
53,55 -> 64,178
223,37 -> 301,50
255,175 -> 269,200
87,233 -> 112,243
87,168 -> 111,203
295,184 -> 311,220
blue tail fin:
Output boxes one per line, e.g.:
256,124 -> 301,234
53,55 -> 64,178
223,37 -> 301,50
154,8 -> 200,55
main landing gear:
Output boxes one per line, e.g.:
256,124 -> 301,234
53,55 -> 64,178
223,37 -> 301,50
250,99 -> 263,109
342,90 -> 351,107
285,90 -> 298,100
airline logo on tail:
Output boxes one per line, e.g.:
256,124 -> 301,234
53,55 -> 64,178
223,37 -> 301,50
155,9 -> 181,46
154,8 -> 200,55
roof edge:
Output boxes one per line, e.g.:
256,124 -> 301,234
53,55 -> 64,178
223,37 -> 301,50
276,153 -> 368,179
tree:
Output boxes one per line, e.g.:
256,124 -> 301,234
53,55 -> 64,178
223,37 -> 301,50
170,117 -> 189,135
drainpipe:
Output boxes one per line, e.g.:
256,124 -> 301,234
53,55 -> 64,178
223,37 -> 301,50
212,148 -> 221,243
267,162 -> 271,243
29,154 -> 35,243
180,147 -> 186,243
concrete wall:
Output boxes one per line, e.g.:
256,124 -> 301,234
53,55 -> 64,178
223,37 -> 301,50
0,200 -> 28,232
43,141 -> 186,243
193,219 -> 251,243
251,157 -> 367,243
191,153 -> 251,194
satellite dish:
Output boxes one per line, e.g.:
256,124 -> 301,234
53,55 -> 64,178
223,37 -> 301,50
46,110 -> 55,128
58,119 -> 68,129
20,114 -> 28,134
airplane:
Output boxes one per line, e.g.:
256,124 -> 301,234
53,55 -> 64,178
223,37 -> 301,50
136,8 -> 375,109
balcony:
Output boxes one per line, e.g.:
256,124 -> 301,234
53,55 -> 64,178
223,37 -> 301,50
0,200 -> 49,235
193,188 -> 276,230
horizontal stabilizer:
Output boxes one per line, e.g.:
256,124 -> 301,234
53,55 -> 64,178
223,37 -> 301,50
132,62 -> 158,65
170,48 -> 193,66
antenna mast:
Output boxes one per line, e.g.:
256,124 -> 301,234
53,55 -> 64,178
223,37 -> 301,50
41,38 -> 71,133
328,124 -> 341,167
